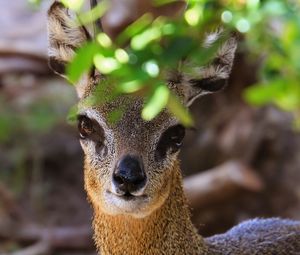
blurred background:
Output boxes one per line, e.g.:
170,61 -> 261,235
0,0 -> 300,254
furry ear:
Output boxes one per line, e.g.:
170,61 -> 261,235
47,1 -> 92,98
180,32 -> 237,106
47,1 -> 89,77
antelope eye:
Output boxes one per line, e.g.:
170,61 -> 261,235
155,124 -> 185,161
78,115 -> 94,139
169,125 -> 185,147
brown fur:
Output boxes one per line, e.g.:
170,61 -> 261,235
47,2 -> 300,255
48,2 -> 87,63
89,162 -> 208,255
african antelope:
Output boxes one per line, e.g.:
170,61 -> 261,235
47,1 -> 300,254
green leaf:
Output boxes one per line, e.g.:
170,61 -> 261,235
276,92 -> 300,111
167,94 -> 194,127
67,42 -> 99,83
108,108 -> 125,125
117,13 -> 153,45
244,79 -> 300,111
118,80 -> 144,93
244,82 -> 282,106
97,33 -> 112,48
131,26 -> 162,50
115,49 -> 130,63
77,0 -> 109,26
185,5 -> 203,26
142,83 -> 170,120
142,60 -> 160,77
67,104 -> 79,124
94,54 -> 121,74
61,0 -> 84,11
27,0 -> 42,8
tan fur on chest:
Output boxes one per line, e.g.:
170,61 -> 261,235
91,165 -> 208,255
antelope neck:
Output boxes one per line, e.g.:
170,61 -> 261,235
92,165 -> 208,255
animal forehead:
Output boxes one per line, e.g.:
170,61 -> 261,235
117,104 -> 176,136
82,98 -> 177,134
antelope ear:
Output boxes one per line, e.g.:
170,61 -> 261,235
181,33 -> 237,106
47,1 -> 92,98
48,2 -> 89,75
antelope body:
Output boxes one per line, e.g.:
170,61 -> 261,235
47,1 -> 300,254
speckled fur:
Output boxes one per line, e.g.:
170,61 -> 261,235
48,2 -> 300,255
90,162 -> 209,255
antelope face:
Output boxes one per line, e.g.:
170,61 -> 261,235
78,97 -> 184,217
47,1 -> 236,218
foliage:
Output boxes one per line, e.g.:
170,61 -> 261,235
28,0 -> 300,127
211,0 -> 300,127
61,0 -> 234,127
60,0 -> 299,127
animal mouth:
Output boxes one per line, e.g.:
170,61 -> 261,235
122,192 -> 135,200
104,190 -> 152,216
107,190 -> 147,201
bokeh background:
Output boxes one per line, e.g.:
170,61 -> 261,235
0,0 -> 300,254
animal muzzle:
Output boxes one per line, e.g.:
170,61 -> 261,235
112,155 -> 147,196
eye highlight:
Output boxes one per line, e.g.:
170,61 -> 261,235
77,115 -> 107,157
77,115 -> 105,142
155,124 -> 185,161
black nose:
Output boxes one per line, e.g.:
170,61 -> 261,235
113,155 -> 147,194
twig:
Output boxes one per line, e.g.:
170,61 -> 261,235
183,160 -> 264,210
0,224 -> 94,252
